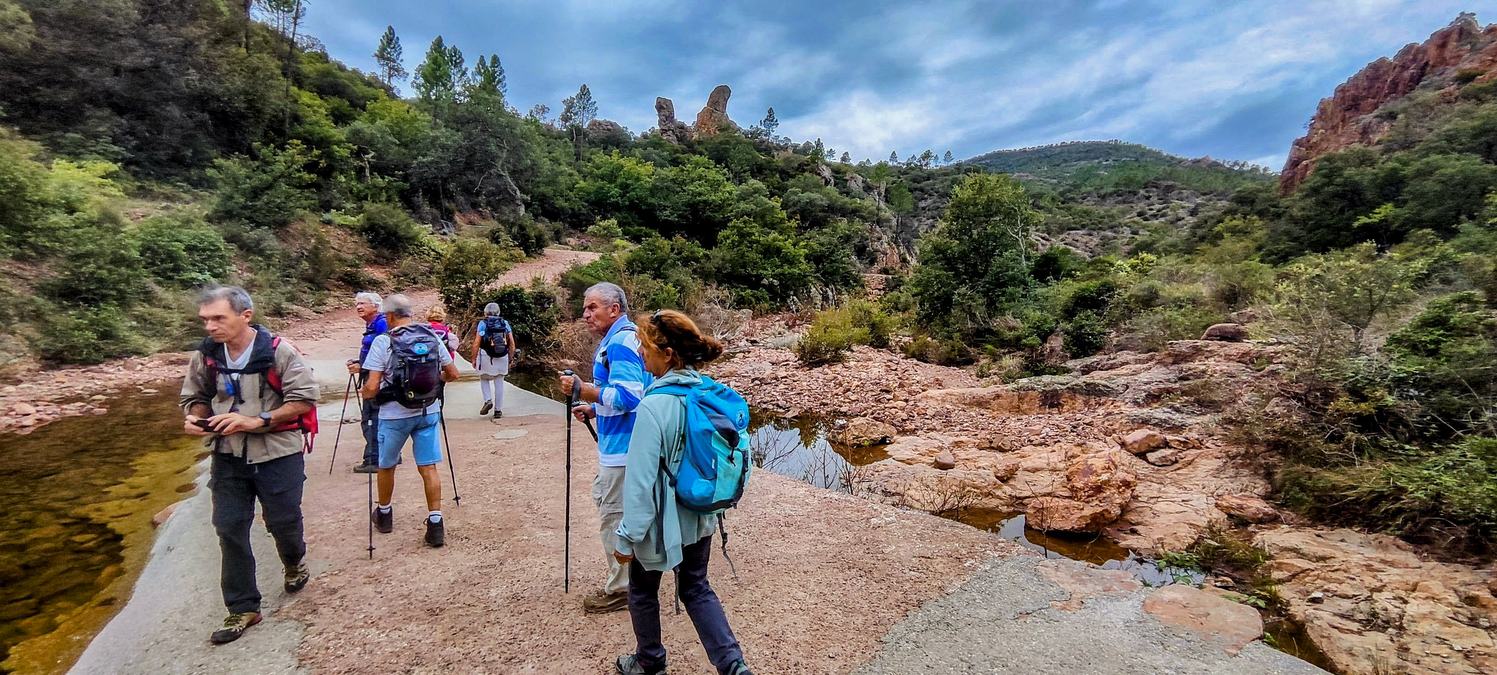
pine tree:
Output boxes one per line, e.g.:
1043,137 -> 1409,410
470,54 -> 504,100
412,36 -> 456,104
889,150 -> 898,163
559,84 -> 597,164
760,107 -> 779,136
840,151 -> 851,163
943,150 -> 954,164
373,25 -> 406,87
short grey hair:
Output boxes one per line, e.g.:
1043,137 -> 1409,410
484,302 -> 502,317
585,282 -> 628,315
355,291 -> 383,309
197,285 -> 254,313
380,293 -> 415,318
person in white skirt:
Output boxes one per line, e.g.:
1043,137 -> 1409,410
470,302 -> 515,420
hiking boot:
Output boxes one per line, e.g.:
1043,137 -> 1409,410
283,561 -> 309,593
615,654 -> 666,675
424,516 -> 445,548
371,506 -> 393,534
209,611 -> 262,644
480,400 -> 493,415
583,590 -> 629,614
492,410 -> 503,420
353,462 -> 378,474
723,661 -> 753,675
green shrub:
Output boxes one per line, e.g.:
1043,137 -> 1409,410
358,202 -> 424,256
1383,291 -> 1496,438
437,238 -> 516,322
794,310 -> 859,366
846,299 -> 896,348
41,223 -> 150,308
504,214 -> 550,256
1126,305 -> 1220,351
1063,310 -> 1108,357
209,142 -> 318,229
134,213 -> 231,286
34,306 -> 146,364
901,334 -> 973,365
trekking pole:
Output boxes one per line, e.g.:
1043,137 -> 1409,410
563,370 -> 599,442
328,372 -> 356,475
562,370 -> 576,593
438,409 -> 461,506
367,457 -> 375,560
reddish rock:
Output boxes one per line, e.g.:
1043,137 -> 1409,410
1144,448 -> 1183,467
1200,323 -> 1248,342
932,451 -> 956,470
835,418 -> 896,447
1282,14 -> 1497,192
1026,496 -> 1120,533
692,84 -> 737,138
1215,494 -> 1279,524
1121,429 -> 1166,455
1143,584 -> 1264,655
12,402 -> 36,416
1064,452 -> 1136,506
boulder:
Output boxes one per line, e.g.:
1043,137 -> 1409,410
1143,584 -> 1263,655
1144,448 -> 1183,467
1064,452 -> 1136,507
692,85 -> 737,138
1121,429 -> 1167,455
586,118 -> 628,140
835,418 -> 896,447
1201,323 -> 1248,342
12,402 -> 36,416
815,162 -> 835,186
846,172 -> 867,195
1026,496 -> 1121,533
1215,494 -> 1279,524
932,451 -> 956,470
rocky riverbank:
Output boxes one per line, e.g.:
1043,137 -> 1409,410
711,322 -> 1497,675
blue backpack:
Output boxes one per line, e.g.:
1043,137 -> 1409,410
651,375 -> 752,514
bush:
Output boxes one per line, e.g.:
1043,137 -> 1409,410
209,142 -> 318,229
504,214 -> 550,256
902,334 -> 973,365
794,311 -> 859,366
358,202 -> 424,256
41,222 -> 150,308
1383,291 -> 1496,439
437,238 -> 516,321
34,306 -> 146,364
846,299 -> 896,348
134,213 -> 231,286
1063,310 -> 1108,357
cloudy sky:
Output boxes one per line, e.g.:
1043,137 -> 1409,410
301,1 -> 1476,170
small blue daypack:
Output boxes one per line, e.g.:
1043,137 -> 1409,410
651,374 -> 752,514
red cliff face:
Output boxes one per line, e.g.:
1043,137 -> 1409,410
1280,13 -> 1497,193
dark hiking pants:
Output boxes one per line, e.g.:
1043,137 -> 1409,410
627,536 -> 744,673
210,451 -> 306,614
360,376 -> 380,466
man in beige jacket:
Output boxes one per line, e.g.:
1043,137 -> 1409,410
180,286 -> 319,644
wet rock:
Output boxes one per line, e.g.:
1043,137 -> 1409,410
932,451 -> 956,470
1215,494 -> 1279,524
1121,429 -> 1166,455
836,418 -> 896,447
1201,323 -> 1247,342
1144,448 -> 1183,466
1026,497 -> 1120,533
1143,584 -> 1263,655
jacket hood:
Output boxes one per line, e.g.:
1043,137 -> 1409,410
645,368 -> 702,391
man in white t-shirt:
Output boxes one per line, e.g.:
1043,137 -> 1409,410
359,294 -> 461,547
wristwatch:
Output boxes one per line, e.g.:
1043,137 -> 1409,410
258,412 -> 273,429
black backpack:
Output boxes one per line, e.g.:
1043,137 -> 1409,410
478,316 -> 511,358
377,324 -> 444,410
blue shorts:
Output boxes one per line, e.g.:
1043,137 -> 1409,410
376,412 -> 442,469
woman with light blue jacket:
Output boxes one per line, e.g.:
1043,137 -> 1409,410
613,310 -> 752,675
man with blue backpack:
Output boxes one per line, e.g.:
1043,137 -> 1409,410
611,309 -> 753,675
360,294 -> 461,548
558,282 -> 650,615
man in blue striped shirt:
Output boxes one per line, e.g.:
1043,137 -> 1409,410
559,282 -> 651,614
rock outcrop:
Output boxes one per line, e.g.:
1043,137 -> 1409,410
1258,527 -> 1496,674
654,97 -> 690,144
1142,584 -> 1264,656
692,84 -> 737,138
1281,14 -> 1497,192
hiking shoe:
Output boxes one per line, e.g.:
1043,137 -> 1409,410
583,590 -> 629,614
480,400 -> 493,415
371,507 -> 393,534
492,410 -> 503,420
283,561 -> 309,593
424,516 -> 445,548
353,463 -> 378,474
616,654 -> 666,675
724,661 -> 753,675
209,611 -> 262,644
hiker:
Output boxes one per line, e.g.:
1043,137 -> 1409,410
360,293 -> 461,547
472,302 -> 516,420
180,286 -> 319,645
346,291 -> 387,473
425,305 -> 460,359
557,282 -> 650,614
613,310 -> 751,675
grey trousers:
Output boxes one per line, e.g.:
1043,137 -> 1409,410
593,466 -> 630,595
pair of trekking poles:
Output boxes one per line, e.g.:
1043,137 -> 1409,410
326,373 -> 461,559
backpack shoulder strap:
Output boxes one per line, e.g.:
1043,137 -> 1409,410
265,336 -> 285,395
